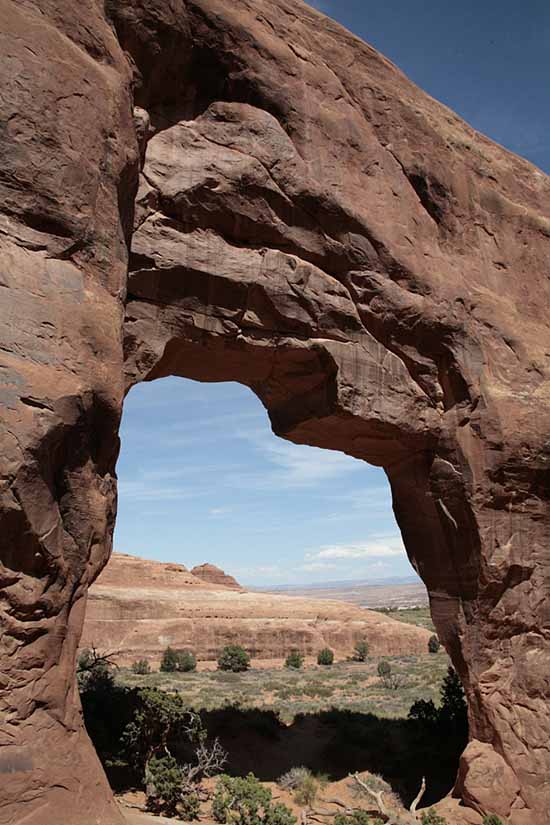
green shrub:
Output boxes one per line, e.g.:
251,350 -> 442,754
420,809 -> 447,825
278,766 -> 319,805
408,698 -> 439,726
317,648 -> 334,666
285,649 -> 304,669
213,773 -> 296,825
179,792 -> 201,822
176,650 -> 197,672
376,659 -> 403,689
352,639 -> 369,661
217,645 -> 251,673
482,817 -> 503,825
278,766 -> 311,790
160,646 -> 179,673
439,667 -> 468,736
266,803 -> 298,825
122,688 -> 201,775
428,635 -> 441,654
335,813 -> 380,825
132,659 -> 151,675
293,773 -> 318,806
377,660 -> 391,679
145,754 -> 184,817
77,648 -> 115,692
145,754 -> 200,820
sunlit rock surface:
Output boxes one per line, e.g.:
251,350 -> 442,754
82,553 -> 431,663
1,0 -> 549,823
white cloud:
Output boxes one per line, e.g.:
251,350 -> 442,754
306,535 -> 405,561
209,507 -> 232,517
227,434 -> 364,490
234,564 -> 286,579
296,561 -> 339,572
117,479 -> 202,502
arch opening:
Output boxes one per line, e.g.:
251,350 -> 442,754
80,374 -> 467,811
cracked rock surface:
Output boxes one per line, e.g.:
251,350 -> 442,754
0,1 -> 549,823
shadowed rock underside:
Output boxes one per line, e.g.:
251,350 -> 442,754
0,1 -> 549,823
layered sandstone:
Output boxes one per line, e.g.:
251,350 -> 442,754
82,554 -> 430,663
94,552 -> 224,591
1,1 -> 549,824
191,563 -> 243,590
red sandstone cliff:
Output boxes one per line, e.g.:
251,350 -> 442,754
82,553 -> 431,664
2,0 -> 550,822
191,562 -> 243,591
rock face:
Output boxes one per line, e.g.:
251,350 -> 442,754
93,552 -> 228,591
190,563 -> 243,590
82,553 -> 430,663
0,1 -> 549,824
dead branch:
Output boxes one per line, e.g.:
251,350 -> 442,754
77,645 -> 124,672
350,771 -> 428,824
409,776 -> 426,814
350,773 -> 390,819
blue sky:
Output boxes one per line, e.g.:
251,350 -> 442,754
116,378 -> 408,585
308,0 -> 549,173
115,2 -> 549,585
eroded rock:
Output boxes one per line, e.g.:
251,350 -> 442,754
1,0 -> 549,823
190,563 -> 244,591
81,553 -> 431,663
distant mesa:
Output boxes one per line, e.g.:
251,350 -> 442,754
93,552 -> 242,591
190,563 -> 244,591
82,552 -> 431,665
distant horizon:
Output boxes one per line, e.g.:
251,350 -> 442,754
109,548 -> 423,590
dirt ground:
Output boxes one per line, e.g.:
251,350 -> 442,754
118,776 -> 389,824
117,776 -> 484,825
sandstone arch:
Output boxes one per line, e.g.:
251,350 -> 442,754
1,1 -> 549,824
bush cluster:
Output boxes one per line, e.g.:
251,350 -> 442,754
132,659 -> 151,675
160,647 -> 197,673
352,639 -> 369,662
145,754 -> 200,820
317,647 -> 334,666
213,773 -> 296,825
217,644 -> 251,672
285,649 -> 304,669
334,813 -> 380,825
420,810 -> 447,825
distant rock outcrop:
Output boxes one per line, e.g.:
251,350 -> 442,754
82,553 -> 431,664
94,553 -> 225,591
191,563 -> 243,591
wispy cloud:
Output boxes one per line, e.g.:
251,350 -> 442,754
118,479 -> 203,502
209,507 -> 232,517
233,564 -> 286,579
227,433 -> 364,490
305,535 -> 405,561
297,561 -> 339,572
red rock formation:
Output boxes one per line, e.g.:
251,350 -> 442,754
1,1 -> 549,824
95,552 -> 224,591
82,553 -> 430,663
191,563 -> 243,591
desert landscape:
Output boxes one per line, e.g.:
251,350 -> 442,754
82,553 -> 432,666
260,579 -> 430,611
1,0 -> 549,823
79,554 -> 466,825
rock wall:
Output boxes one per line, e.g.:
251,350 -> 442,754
82,553 -> 430,663
190,563 -> 243,590
1,1 -> 549,824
